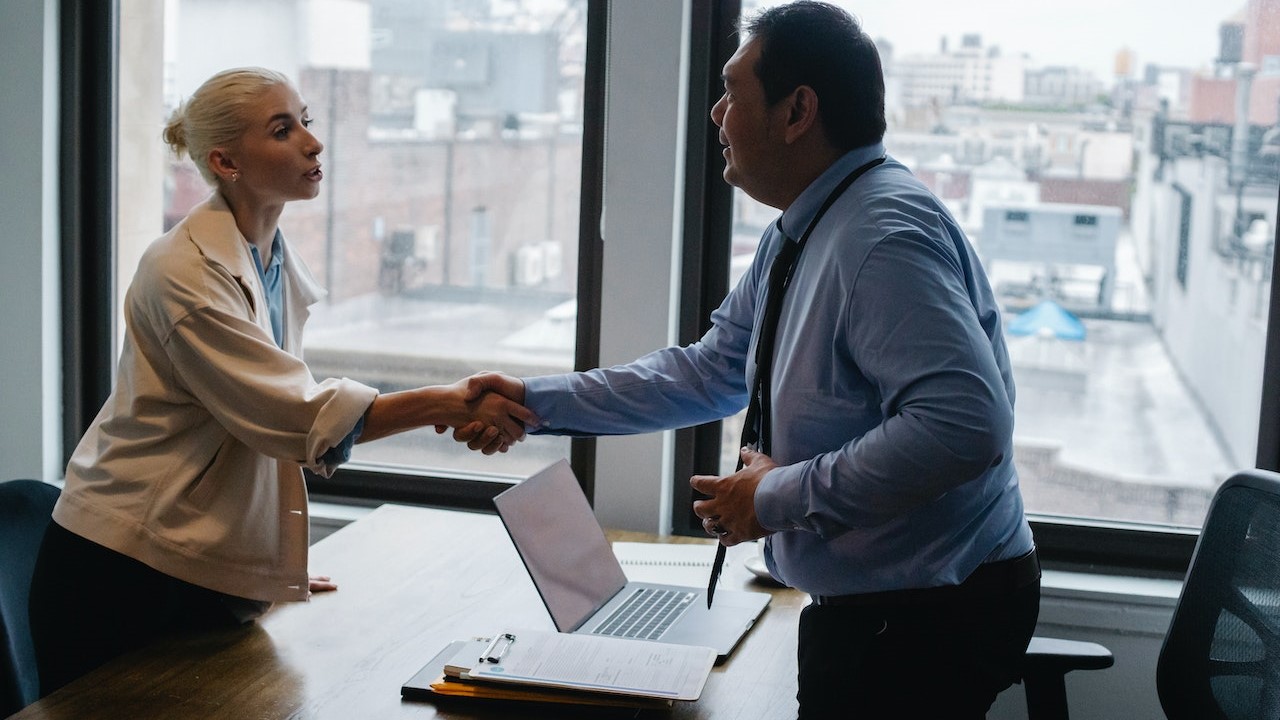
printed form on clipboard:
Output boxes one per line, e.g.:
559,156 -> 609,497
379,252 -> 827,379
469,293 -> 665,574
443,628 -> 716,702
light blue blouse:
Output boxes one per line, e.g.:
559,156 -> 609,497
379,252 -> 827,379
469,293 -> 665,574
252,232 -> 363,465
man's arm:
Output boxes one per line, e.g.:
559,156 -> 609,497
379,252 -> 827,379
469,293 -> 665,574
450,247 -> 767,443
451,333 -> 752,441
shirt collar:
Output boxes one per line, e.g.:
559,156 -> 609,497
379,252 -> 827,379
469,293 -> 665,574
778,142 -> 886,241
250,231 -> 284,275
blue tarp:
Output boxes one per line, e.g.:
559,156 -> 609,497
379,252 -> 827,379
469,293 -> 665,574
1007,300 -> 1086,341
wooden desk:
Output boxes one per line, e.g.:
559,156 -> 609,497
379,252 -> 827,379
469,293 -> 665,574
13,505 -> 805,719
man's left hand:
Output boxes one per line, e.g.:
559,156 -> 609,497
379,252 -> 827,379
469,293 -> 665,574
690,446 -> 774,546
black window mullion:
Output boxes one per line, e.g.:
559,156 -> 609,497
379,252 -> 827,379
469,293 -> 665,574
1256,189 -> 1280,472
60,0 -> 118,464
670,0 -> 740,536
569,0 -> 609,505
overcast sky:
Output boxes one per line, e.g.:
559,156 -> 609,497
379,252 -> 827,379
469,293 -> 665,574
748,0 -> 1244,80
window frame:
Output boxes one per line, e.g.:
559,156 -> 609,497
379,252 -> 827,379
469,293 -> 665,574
308,0 -> 609,507
669,0 -> 1280,579
60,0 -> 118,464
65,0 -> 1280,564
68,0 -> 608,508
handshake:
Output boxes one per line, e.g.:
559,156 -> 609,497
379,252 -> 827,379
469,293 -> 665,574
437,371 -> 535,455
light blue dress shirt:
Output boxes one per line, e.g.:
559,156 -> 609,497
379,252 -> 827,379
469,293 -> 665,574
251,233 -> 363,465
523,143 -> 1034,596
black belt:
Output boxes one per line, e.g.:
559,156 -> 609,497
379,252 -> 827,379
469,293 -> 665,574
814,549 -> 1040,607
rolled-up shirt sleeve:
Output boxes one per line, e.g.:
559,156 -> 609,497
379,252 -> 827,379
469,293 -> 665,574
163,303 -> 377,476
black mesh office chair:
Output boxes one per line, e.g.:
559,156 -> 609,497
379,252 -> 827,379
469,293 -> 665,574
1023,468 -> 1280,719
1157,468 -> 1280,719
0,479 -> 59,716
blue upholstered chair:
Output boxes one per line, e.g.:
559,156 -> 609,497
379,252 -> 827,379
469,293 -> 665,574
0,479 -> 59,716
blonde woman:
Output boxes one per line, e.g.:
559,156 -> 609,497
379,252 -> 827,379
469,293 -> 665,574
28,67 -> 534,695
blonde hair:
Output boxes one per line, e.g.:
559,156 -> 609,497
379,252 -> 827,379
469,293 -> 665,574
162,67 -> 293,185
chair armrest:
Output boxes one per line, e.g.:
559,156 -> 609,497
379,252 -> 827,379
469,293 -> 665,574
1024,636 -> 1115,675
1021,636 -> 1114,720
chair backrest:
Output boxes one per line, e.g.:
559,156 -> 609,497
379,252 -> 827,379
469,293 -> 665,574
1157,469 -> 1280,720
0,479 -> 59,717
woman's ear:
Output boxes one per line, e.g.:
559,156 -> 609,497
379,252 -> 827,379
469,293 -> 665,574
207,148 -> 239,184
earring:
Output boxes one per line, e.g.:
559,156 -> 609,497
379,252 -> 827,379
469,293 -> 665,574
231,171 -> 240,183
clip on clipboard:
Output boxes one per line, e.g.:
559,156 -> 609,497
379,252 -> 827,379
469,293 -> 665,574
479,633 -> 515,663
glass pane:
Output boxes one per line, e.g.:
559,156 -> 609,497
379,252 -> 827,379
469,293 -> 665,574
121,0 -> 586,480
725,0 -> 1277,529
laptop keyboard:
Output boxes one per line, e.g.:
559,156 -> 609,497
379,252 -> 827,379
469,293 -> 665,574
591,587 -> 696,640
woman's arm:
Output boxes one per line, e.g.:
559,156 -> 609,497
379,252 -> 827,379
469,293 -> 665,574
360,378 -> 539,452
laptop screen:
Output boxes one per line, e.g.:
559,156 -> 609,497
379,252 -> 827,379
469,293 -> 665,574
493,459 -> 630,632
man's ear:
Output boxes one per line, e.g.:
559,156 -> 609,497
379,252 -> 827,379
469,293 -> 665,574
781,85 -> 820,144
207,148 -> 238,183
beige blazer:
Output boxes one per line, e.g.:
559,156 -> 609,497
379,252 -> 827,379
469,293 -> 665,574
55,193 -> 377,604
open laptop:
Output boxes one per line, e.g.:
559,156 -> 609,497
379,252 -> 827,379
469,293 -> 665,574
492,458 -> 770,662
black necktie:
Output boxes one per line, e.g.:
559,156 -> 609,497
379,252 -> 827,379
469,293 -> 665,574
705,228 -> 796,608
705,156 -> 885,608
741,228 -> 800,458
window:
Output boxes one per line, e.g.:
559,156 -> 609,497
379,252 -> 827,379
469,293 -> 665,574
117,0 -> 597,501
706,0 -> 1279,563
1174,183 -> 1192,289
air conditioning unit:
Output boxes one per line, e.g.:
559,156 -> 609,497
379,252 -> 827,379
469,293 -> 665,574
541,241 -> 562,280
513,245 -> 545,286
416,225 -> 439,262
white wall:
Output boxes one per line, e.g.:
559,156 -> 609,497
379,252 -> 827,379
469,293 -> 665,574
117,0 -> 168,357
0,0 -> 62,482
590,0 -> 690,534
989,575 -> 1178,719
170,0 -> 302,98
1151,157 -> 1268,468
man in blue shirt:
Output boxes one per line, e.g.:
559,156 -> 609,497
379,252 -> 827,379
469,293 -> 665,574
460,2 -> 1038,716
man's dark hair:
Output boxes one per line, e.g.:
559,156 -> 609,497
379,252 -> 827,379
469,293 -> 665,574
745,1 -> 886,150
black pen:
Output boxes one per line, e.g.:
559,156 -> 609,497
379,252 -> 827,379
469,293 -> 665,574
707,441 -> 757,608
706,543 -> 726,608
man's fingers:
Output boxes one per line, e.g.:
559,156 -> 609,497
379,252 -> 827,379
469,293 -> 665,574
462,374 -> 489,402
467,425 -> 501,451
689,474 -> 719,495
497,415 -> 526,442
465,372 -> 527,404
509,401 -> 540,429
453,421 -> 486,442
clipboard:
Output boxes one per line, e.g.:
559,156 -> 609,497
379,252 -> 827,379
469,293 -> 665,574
446,628 -> 715,701
402,639 -> 677,711
404,627 -> 716,702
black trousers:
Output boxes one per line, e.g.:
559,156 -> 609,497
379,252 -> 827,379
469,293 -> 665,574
27,521 -> 242,697
796,557 -> 1041,720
